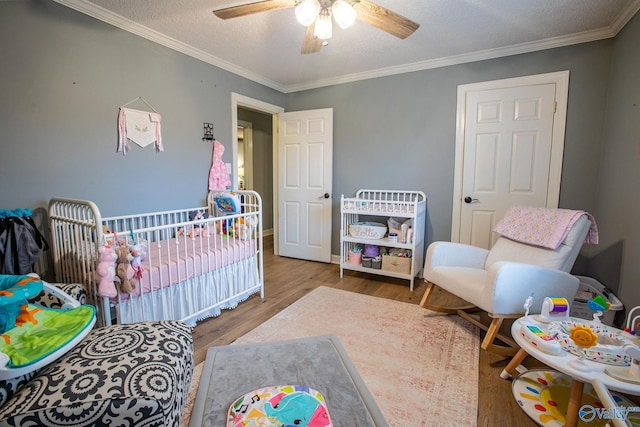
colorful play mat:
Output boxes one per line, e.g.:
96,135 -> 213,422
0,303 -> 95,368
227,385 -> 332,427
512,369 -> 640,426
0,274 -> 96,379
546,319 -> 634,366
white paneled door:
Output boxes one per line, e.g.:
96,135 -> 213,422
453,72 -> 569,249
277,108 -> 333,262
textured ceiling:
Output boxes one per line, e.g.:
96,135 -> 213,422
55,0 -> 640,92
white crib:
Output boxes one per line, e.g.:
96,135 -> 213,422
48,190 -> 264,327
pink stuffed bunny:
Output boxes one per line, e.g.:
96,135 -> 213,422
96,245 -> 117,298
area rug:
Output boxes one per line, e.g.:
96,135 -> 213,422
182,286 -> 479,426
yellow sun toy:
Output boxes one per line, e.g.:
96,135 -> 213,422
568,324 -> 598,371
569,324 -> 599,349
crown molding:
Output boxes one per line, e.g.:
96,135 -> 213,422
285,26 -> 617,92
52,0 -> 288,93
53,0 -> 639,94
611,0 -> 640,34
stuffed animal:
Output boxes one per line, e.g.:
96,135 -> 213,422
96,245 -> 117,298
237,215 -> 258,240
189,227 -> 209,238
219,218 -> 235,237
115,246 -> 136,294
188,210 -> 210,237
128,241 -> 147,279
101,225 -> 115,246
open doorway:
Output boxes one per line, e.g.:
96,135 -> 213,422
236,109 -> 274,236
231,94 -> 334,261
231,93 -> 284,243
237,120 -> 253,191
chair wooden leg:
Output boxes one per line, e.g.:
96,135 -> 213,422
419,281 -> 434,307
457,312 -> 519,356
420,281 -> 476,313
420,281 -> 520,356
481,318 -> 518,356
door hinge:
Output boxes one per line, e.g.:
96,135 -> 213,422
553,101 -> 557,113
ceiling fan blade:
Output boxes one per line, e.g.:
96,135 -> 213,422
213,0 -> 295,20
301,22 -> 323,54
352,0 -> 420,39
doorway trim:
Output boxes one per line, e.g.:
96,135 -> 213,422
451,70 -> 570,241
231,93 -> 285,252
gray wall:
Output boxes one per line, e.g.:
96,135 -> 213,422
0,1 -> 285,217
285,41 -> 611,253
2,1 -> 639,317
593,12 -> 640,312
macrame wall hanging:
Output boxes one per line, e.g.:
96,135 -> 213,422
117,97 -> 163,155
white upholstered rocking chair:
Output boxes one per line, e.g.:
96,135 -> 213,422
420,207 -> 596,356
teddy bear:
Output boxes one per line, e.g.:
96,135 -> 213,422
101,225 -> 114,245
96,245 -> 117,298
115,245 -> 136,294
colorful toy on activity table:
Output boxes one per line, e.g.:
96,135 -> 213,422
624,305 -> 640,336
536,296 -> 570,323
587,294 -> 611,324
602,304 -> 640,384
547,319 -> 635,366
519,323 -> 562,355
518,293 -> 563,355
603,344 -> 640,385
518,293 -> 534,325
567,323 -> 598,371
569,324 -> 599,348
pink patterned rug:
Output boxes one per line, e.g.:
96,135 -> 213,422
181,286 -> 479,426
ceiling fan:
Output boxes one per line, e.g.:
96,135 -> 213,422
213,0 -> 420,54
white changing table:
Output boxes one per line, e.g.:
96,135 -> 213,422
339,189 -> 426,291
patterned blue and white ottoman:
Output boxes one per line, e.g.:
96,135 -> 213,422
0,320 -> 194,427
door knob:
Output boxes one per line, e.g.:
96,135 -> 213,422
319,193 -> 330,199
464,196 -> 479,204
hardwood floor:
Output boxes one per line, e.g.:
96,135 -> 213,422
191,236 -> 543,426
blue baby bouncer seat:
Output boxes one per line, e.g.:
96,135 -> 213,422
0,274 -> 95,380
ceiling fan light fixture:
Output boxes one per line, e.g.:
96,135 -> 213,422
331,0 -> 356,29
295,0 -> 321,27
313,7 -> 333,40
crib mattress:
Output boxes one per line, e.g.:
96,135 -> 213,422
119,235 -> 256,300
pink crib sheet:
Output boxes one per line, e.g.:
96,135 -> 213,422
118,235 -> 256,300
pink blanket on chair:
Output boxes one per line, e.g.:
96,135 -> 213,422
493,206 -> 599,249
